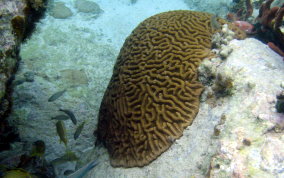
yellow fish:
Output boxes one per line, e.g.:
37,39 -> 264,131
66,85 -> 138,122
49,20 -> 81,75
3,168 -> 32,178
56,121 -> 68,146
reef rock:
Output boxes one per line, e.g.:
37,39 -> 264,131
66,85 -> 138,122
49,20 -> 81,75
205,38 -> 284,178
0,0 -> 47,151
0,0 -> 25,118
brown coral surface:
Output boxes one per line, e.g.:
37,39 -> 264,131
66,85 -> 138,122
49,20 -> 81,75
96,10 -> 245,168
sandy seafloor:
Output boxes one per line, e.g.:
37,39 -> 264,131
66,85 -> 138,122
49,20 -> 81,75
8,0 -> 284,177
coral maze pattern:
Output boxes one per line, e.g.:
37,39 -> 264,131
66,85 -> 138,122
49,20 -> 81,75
97,10 -> 245,167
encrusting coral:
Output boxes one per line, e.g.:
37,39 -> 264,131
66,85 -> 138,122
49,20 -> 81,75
96,10 -> 245,168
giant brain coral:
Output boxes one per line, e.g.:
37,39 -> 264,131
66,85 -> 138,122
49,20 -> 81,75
96,10 -> 245,167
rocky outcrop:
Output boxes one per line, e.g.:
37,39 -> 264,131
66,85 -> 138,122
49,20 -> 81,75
0,0 -> 47,151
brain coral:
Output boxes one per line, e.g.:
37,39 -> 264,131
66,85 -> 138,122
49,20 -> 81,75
96,10 -> 245,167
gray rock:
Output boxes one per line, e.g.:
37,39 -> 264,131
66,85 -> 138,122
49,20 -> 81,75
75,0 -> 103,14
50,2 -> 73,19
207,39 -> 284,178
60,69 -> 89,86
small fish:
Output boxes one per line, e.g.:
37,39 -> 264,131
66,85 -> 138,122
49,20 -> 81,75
3,168 -> 32,178
30,140 -> 45,158
66,159 -> 99,178
56,121 -> 68,146
64,170 -> 74,176
233,21 -> 254,33
48,89 -> 66,102
74,121 -> 86,140
59,109 -> 77,125
210,14 -> 221,30
61,150 -> 78,161
51,115 -> 70,121
51,150 -> 78,166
